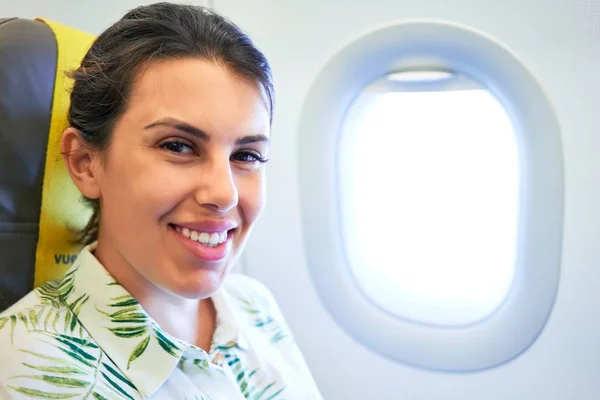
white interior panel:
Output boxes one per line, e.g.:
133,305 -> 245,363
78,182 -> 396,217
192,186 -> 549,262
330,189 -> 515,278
1,0 -> 599,398
297,19 -> 563,372
211,0 -> 600,398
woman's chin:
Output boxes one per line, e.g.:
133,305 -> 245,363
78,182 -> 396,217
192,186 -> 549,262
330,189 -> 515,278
164,271 -> 226,300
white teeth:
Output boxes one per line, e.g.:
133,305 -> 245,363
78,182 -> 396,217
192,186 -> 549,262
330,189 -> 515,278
199,232 -> 210,243
177,226 -> 228,247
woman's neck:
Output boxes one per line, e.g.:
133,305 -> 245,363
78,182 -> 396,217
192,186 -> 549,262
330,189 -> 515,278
92,241 -> 217,352
140,293 -> 217,352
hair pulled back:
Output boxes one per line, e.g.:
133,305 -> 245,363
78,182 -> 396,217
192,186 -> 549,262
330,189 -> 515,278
68,2 -> 274,245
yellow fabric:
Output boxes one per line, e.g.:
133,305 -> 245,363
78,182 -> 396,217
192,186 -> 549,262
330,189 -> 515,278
33,19 -> 96,287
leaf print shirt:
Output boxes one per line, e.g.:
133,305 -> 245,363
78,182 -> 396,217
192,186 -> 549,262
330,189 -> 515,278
0,244 -> 323,399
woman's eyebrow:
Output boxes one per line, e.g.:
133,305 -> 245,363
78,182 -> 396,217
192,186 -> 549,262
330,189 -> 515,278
236,135 -> 270,145
144,117 -> 269,145
144,117 -> 209,141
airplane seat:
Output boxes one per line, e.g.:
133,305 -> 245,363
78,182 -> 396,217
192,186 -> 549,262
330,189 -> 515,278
0,18 -> 95,312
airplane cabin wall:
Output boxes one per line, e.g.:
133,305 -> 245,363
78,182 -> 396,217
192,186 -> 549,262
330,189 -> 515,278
1,1 -> 599,399
215,1 -> 600,399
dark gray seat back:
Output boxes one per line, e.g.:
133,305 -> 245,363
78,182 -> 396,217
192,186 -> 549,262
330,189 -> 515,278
0,18 -> 57,311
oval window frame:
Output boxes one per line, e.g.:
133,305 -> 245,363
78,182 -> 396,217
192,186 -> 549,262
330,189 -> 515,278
298,20 -> 563,372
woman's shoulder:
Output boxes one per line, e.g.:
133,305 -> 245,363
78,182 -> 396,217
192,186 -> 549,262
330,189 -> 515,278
0,278 -> 68,318
0,288 -> 45,320
0,282 -> 85,384
0,280 -> 126,397
220,273 -> 295,345
0,280 -> 72,349
0,277 -> 93,356
219,275 -> 324,399
0,281 -> 61,334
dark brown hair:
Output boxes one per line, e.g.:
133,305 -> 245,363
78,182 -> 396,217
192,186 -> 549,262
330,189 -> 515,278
68,2 -> 274,246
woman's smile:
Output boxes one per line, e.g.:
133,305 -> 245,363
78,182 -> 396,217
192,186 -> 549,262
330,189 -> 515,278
169,222 -> 237,263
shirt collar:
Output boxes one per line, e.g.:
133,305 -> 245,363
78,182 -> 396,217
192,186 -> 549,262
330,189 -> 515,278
60,244 -> 185,398
211,284 -> 249,354
59,243 -> 249,397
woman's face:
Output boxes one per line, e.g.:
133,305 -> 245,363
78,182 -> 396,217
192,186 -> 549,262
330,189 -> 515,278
89,58 -> 270,299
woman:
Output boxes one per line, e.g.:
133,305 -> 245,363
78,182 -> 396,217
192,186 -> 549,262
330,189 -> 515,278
0,3 -> 322,399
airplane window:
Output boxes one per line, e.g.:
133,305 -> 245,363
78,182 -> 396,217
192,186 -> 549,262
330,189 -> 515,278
339,72 -> 519,326
299,20 -> 562,371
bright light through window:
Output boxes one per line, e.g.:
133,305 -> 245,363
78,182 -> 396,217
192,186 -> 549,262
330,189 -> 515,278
339,75 -> 519,326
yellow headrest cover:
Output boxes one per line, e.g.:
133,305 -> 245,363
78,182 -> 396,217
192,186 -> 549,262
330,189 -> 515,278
34,19 -> 96,287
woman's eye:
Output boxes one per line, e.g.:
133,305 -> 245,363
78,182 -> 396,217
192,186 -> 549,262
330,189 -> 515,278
232,151 -> 268,164
160,141 -> 194,155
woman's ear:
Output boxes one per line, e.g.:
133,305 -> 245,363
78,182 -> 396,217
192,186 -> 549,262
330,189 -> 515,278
61,127 -> 102,199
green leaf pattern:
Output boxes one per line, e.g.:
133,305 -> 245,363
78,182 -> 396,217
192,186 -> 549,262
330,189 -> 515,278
96,294 -> 182,369
6,331 -> 139,399
0,259 -> 299,399
234,295 -> 289,345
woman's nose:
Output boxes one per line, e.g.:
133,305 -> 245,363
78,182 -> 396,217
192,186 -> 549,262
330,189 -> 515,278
194,159 -> 239,212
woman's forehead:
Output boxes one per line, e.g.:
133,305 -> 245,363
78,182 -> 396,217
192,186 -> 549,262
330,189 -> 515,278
121,58 -> 271,138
